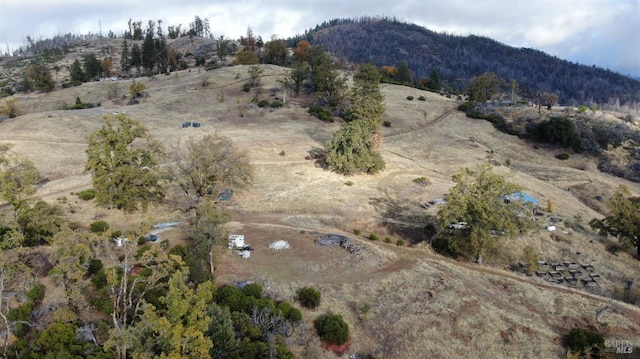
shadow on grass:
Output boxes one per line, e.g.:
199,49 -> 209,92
369,196 -> 437,244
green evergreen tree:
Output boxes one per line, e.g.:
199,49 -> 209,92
155,37 -> 169,73
120,38 -> 131,73
346,62 -> 385,134
325,121 -> 385,175
69,59 -> 85,82
83,53 -> 102,80
428,69 -> 441,91
131,271 -> 214,358
397,61 -> 412,83
206,302 -> 239,358
84,114 -> 164,213
314,314 -> 349,346
142,30 -> 156,72
130,43 -> 142,73
326,62 -> 386,175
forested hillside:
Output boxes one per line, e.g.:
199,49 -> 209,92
295,17 -> 640,106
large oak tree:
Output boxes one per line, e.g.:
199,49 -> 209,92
436,166 -> 536,263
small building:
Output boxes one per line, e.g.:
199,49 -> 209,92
114,237 -> 129,247
228,234 -> 245,249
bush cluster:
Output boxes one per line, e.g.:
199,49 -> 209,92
563,328 -> 605,358
296,287 -> 321,309
61,80 -> 82,88
308,106 -> 334,122
64,97 -> 100,110
77,189 -> 96,200
314,314 -> 349,345
531,116 -> 582,151
89,220 -> 109,233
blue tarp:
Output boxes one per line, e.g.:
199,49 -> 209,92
505,192 -> 538,206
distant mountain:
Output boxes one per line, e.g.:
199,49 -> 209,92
294,17 -> 640,106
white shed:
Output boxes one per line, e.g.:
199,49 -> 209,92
228,234 -> 245,249
114,237 -> 129,247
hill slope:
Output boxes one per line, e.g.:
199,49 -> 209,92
301,17 -> 640,105
1,62 -> 640,357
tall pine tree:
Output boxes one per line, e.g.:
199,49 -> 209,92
120,38 -> 131,73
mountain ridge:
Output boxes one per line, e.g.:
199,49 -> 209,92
293,17 -> 640,106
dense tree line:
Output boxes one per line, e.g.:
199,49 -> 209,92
292,16 -> 640,106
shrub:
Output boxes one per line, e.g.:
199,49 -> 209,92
169,244 -> 186,258
396,239 -> 405,246
135,244 -> 151,260
382,120 -> 391,127
242,83 -> 251,92
241,282 -> 263,299
91,269 -> 108,290
418,95 -> 426,101
406,96 -> 414,101
279,150 -> 285,156
257,99 -> 270,107
353,229 -> 362,235
563,328 -> 604,358
129,80 -> 147,99
270,100 -> 283,108
89,220 -> 110,233
344,181 -> 354,186
315,314 -> 349,345
25,284 -> 45,303
64,97 -> 100,110
457,102 -> 474,112
308,105 -> 334,122
296,287 -> 321,309
61,80 -> 82,88
384,237 -> 392,243
555,153 -> 570,160
367,233 -> 379,241
77,189 -> 96,200
412,176 -> 430,185
86,258 -> 103,276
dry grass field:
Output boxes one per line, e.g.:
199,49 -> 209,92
1,59 -> 640,358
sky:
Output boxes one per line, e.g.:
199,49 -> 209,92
1,0 -> 639,78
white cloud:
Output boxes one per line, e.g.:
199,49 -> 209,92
1,0 -> 638,76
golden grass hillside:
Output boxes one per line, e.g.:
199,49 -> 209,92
1,63 -> 639,358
